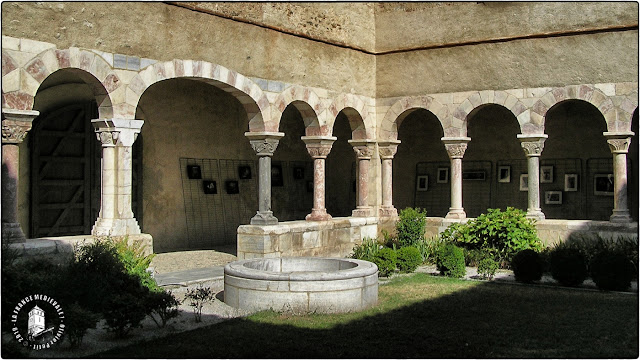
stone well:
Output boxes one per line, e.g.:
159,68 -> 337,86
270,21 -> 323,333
224,257 -> 378,314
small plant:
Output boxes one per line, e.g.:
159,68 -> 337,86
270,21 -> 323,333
549,247 -> 588,287
185,285 -> 216,322
372,247 -> 397,277
396,246 -> 422,273
103,290 -> 149,338
414,236 -> 445,265
477,257 -> 498,280
436,244 -> 466,278
65,303 -> 99,348
511,249 -> 543,283
147,290 -> 181,328
112,236 -> 158,292
350,237 -> 381,261
590,250 -> 635,291
396,207 -> 427,248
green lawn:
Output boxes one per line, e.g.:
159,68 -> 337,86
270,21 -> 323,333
98,274 -> 638,358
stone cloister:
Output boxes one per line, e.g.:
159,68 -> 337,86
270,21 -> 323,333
1,2 -> 637,258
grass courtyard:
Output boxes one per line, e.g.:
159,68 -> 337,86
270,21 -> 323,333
98,273 -> 638,358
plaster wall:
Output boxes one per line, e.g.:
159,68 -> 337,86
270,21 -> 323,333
376,31 -> 639,98
1,1 -> 376,97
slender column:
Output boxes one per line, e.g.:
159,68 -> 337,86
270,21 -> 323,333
245,132 -> 284,225
378,140 -> 400,217
92,119 -> 144,236
604,131 -> 634,222
517,134 -> 547,220
2,109 -> 38,243
442,137 -> 471,219
302,136 -> 336,221
349,140 -> 375,217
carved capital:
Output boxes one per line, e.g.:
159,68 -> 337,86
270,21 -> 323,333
604,131 -> 634,154
378,140 -> 401,159
245,131 -> 285,157
441,137 -> 470,159
2,120 -> 32,144
517,134 -> 548,157
349,140 -> 375,160
92,119 -> 144,147
302,135 -> 336,159
96,131 -> 120,146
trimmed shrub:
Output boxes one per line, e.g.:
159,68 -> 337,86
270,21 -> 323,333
549,247 -> 588,287
436,244 -> 466,278
396,207 -> 427,248
477,257 -> 499,280
396,246 -> 422,273
372,247 -> 397,277
511,249 -> 543,283
590,250 -> 635,291
441,207 -> 542,265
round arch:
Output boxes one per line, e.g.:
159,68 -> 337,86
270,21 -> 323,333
272,86 -> 323,135
380,96 -> 448,140
453,90 -> 533,136
326,93 -> 374,140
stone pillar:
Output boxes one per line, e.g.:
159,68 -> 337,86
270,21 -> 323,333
378,140 -> 400,217
245,132 -> 284,225
442,137 -> 471,219
92,119 -> 144,236
604,131 -> 634,222
349,140 -> 375,217
517,134 -> 548,220
1,109 -> 38,243
302,136 -> 336,221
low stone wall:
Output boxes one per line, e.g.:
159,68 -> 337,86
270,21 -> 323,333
8,234 -> 154,265
237,217 -> 378,259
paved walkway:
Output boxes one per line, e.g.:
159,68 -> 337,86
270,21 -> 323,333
155,265 -> 225,286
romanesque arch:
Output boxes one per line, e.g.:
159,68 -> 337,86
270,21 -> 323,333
453,90 -> 534,135
380,96 -> 449,140
2,47 -> 115,118
126,60 -> 271,132
272,85 -> 323,135
326,93 -> 374,140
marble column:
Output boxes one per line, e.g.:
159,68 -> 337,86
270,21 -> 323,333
378,140 -> 400,217
2,109 -> 38,243
517,134 -> 547,220
349,140 -> 375,217
245,132 -> 284,225
92,119 -> 144,236
442,137 -> 471,219
302,136 -> 336,221
604,131 -> 634,222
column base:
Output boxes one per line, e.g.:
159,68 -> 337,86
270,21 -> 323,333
445,208 -> 467,219
379,206 -> 398,217
306,209 -> 332,221
250,211 -> 279,225
92,217 -> 141,236
352,207 -> 374,217
525,209 -> 546,221
610,210 -> 632,223
1,222 -> 26,243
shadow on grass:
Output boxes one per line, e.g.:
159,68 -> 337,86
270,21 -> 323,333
94,275 -> 638,359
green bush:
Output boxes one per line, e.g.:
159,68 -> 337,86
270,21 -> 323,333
103,289 -> 150,338
511,249 -> 543,283
413,236 -> 443,265
146,290 -> 181,328
396,207 -> 427,248
350,237 -> 381,261
590,250 -> 635,291
436,244 -> 466,278
372,247 -> 397,277
477,257 -> 499,280
65,303 -> 99,348
441,207 -> 542,265
549,247 -> 588,287
112,236 -> 157,292
396,246 -> 422,273
563,234 -> 638,279
185,285 -> 216,322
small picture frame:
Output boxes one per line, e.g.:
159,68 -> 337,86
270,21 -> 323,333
271,164 -> 283,187
545,191 -> 563,205
293,167 -> 305,180
238,166 -> 252,180
202,180 -> 217,194
462,170 -> 486,181
519,174 -> 529,191
187,165 -> 202,179
225,180 -> 239,194
437,168 -> 449,184
564,174 -> 578,192
498,166 -> 511,183
594,174 -> 614,196
540,165 -> 554,183
416,175 -> 429,191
